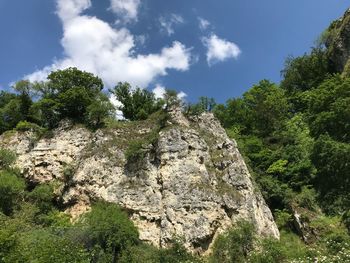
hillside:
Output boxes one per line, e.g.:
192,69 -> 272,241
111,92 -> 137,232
0,7 -> 349,263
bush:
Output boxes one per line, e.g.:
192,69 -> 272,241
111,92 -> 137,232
295,186 -> 318,211
80,202 -> 139,261
4,229 -> 90,263
210,221 -> 255,263
0,149 -> 16,170
15,121 -> 42,132
0,171 -> 25,215
27,184 -> 54,214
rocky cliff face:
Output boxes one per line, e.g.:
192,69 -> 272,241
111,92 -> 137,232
326,8 -> 350,74
0,110 -> 279,253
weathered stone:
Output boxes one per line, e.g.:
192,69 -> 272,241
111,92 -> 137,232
0,111 -> 279,254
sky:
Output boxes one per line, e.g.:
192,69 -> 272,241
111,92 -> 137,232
0,0 -> 349,103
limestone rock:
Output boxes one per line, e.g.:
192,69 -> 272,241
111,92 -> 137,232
0,112 -> 279,254
326,8 -> 350,74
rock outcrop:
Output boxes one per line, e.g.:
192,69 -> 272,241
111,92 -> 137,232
325,8 -> 350,74
0,111 -> 279,253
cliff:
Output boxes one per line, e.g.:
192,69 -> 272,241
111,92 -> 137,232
0,108 -> 279,253
325,8 -> 350,75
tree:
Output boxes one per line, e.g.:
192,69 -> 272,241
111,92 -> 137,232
311,134 -> 350,214
164,89 -> 182,110
85,93 -> 115,128
80,202 -> 139,263
185,97 -> 216,116
0,98 -> 23,132
306,75 -> 350,143
47,67 -> 103,95
0,171 -> 25,215
281,48 -> 332,111
111,82 -> 162,120
12,80 -> 34,121
29,98 -> 60,129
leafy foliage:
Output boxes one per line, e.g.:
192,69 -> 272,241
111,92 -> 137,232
111,82 -> 163,121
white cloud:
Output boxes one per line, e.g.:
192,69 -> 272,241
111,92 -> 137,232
198,17 -> 210,31
109,0 -> 140,22
152,84 -> 187,101
56,0 -> 91,21
153,85 -> 166,99
25,0 -> 192,88
177,91 -> 187,100
202,34 -> 241,66
159,14 -> 185,36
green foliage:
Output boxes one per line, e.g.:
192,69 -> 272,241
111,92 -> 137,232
311,134 -> 350,214
0,149 -> 16,170
27,184 -> 55,214
0,171 -> 25,215
185,96 -> 216,116
281,48 -> 332,94
85,93 -> 115,128
215,80 -> 290,137
306,75 -> 350,142
164,89 -> 182,110
111,82 -> 163,121
295,186 -> 318,211
119,241 -> 202,263
63,164 -> 75,183
274,209 -> 293,230
30,98 -> 61,128
80,202 -> 139,262
158,240 -> 203,263
124,111 -> 168,162
15,120 -> 44,134
249,237 -> 289,263
0,98 -> 23,132
47,67 -> 103,95
266,159 -> 288,175
4,229 -> 90,263
210,221 -> 255,263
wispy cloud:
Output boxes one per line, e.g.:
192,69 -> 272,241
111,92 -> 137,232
198,17 -> 210,31
109,0 -> 140,22
202,34 -> 241,66
159,14 -> 185,36
25,0 -> 192,88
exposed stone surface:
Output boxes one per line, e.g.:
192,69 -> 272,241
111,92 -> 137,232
0,111 -> 279,253
326,8 -> 350,74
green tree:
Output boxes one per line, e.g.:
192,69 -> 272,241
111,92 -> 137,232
311,134 -> 350,214
0,171 -> 25,215
12,80 -> 34,121
307,75 -> 350,142
81,202 -> 139,263
30,98 -> 60,128
281,48 -> 332,109
111,82 -> 162,120
85,93 -> 115,128
47,67 -> 103,95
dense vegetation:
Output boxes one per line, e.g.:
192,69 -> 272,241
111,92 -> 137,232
0,12 -> 349,263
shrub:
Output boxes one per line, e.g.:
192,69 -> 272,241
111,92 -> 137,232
210,221 -> 255,263
0,171 -> 25,215
0,148 -> 16,170
80,202 -> 139,261
27,184 -> 54,214
15,121 -> 42,132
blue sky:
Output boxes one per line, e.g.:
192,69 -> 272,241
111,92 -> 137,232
0,0 -> 349,103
